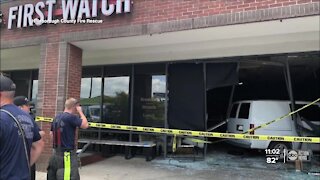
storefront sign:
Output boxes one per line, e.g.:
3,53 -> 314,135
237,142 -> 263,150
7,0 -> 131,29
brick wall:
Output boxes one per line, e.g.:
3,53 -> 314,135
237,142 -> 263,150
1,0 -> 319,43
36,42 -> 82,171
66,44 -> 82,100
36,43 -> 59,171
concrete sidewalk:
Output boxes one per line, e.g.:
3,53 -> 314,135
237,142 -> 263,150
36,155 -> 319,180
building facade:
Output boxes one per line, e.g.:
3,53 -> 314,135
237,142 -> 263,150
1,0 -> 319,170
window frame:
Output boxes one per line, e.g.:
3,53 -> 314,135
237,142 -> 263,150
238,102 -> 251,119
229,103 -> 239,118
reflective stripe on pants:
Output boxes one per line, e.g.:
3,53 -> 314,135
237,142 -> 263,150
64,152 -> 71,180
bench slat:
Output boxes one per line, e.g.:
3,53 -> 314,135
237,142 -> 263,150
78,139 -> 156,147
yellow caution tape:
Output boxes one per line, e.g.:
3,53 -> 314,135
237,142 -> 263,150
89,123 -> 320,143
36,117 -> 320,143
35,116 -> 54,123
35,98 -> 320,144
172,135 -> 177,153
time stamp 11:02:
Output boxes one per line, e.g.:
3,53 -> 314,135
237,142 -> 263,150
265,149 -> 283,164
265,148 -> 310,164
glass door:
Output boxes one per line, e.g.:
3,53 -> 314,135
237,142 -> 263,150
133,64 -> 166,128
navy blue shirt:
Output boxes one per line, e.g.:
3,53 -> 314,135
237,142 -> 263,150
51,112 -> 82,150
0,104 -> 41,180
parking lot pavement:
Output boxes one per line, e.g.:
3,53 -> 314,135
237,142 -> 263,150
37,143 -> 319,180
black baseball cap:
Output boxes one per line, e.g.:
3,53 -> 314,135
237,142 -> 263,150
13,96 -> 32,107
0,74 -> 16,92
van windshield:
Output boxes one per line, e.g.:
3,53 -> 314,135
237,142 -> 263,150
295,104 -> 320,122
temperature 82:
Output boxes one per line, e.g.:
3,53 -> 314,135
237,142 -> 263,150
266,157 -> 278,164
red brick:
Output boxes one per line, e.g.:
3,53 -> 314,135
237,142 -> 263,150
1,0 -> 318,42
297,0 -> 312,3
269,3 -> 283,7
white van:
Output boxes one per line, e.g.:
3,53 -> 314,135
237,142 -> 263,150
226,100 -> 320,151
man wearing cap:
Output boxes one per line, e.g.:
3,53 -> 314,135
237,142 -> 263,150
47,98 -> 89,180
0,74 -> 44,180
14,95 -> 46,180
14,96 -> 35,116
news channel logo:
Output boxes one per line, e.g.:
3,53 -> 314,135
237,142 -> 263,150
285,149 -> 311,162
287,150 -> 298,161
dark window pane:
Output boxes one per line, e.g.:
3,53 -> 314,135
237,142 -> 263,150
10,71 -> 30,97
133,64 -> 166,128
80,68 -> 102,140
238,103 -> 250,119
103,76 -> 130,125
168,63 -> 205,130
230,103 -> 239,118
144,75 -> 166,126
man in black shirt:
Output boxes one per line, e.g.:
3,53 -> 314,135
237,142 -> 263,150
0,75 -> 44,180
47,98 -> 89,180
14,96 -> 45,180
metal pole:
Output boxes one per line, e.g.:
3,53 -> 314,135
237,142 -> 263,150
99,67 -> 104,141
28,71 -> 33,99
203,62 -> 207,159
285,58 -> 300,138
164,63 -> 169,158
226,62 -> 240,118
89,77 -> 93,98
129,65 -> 135,142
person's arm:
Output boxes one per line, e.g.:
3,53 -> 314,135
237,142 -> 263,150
50,122 -> 53,140
76,106 -> 89,129
30,122 -> 44,165
49,131 -> 53,140
39,130 -> 45,137
36,125 -> 45,138
30,138 -> 44,166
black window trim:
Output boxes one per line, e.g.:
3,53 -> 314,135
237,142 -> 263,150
229,103 -> 239,118
238,102 -> 251,119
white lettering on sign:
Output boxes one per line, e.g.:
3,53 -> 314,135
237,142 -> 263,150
7,0 -> 132,30
62,0 -> 79,20
17,6 -> 23,28
46,0 -> 56,21
78,0 -> 91,19
23,4 -> 34,28
7,6 -> 17,29
102,0 -> 115,16
117,0 -> 131,14
34,2 -> 45,26
92,0 -> 98,18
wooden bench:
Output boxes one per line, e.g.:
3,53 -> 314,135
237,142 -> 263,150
78,138 -> 157,161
